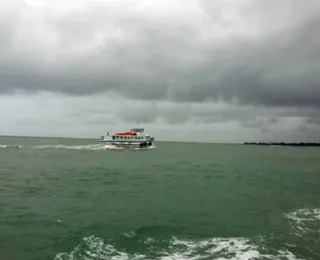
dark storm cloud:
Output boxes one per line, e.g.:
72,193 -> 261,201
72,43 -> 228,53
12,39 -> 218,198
1,0 -> 320,110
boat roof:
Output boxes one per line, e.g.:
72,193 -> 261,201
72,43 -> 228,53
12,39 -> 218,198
130,128 -> 144,132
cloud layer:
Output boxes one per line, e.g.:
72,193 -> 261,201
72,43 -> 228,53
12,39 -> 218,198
1,0 -> 320,141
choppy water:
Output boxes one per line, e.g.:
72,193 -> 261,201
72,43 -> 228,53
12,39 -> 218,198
0,136 -> 320,260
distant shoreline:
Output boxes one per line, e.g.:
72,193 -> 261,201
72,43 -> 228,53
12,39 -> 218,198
243,142 -> 320,147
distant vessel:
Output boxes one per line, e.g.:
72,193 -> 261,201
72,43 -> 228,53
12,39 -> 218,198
100,127 -> 155,148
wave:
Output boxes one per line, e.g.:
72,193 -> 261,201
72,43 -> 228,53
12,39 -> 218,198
54,207 -> 320,260
54,235 -> 301,260
285,208 -> 320,236
0,144 -> 22,149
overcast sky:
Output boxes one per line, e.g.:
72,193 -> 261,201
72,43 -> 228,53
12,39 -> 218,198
1,0 -> 320,142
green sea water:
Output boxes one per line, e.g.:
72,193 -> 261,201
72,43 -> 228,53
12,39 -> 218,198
1,136 -> 320,260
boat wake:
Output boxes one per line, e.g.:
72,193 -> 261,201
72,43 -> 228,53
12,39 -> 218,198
0,144 -> 22,149
54,234 -> 301,260
33,144 -> 108,151
0,144 -> 157,151
285,208 -> 320,236
54,207 -> 320,260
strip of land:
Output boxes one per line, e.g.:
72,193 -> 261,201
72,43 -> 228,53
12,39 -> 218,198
243,142 -> 320,147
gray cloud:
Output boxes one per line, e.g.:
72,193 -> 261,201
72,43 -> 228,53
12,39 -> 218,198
1,91 -> 320,142
1,0 -> 320,141
0,0 -> 320,109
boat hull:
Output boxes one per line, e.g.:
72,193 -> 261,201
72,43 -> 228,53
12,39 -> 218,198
101,141 -> 154,149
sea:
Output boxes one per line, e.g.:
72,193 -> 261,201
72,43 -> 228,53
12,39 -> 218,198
0,136 -> 320,260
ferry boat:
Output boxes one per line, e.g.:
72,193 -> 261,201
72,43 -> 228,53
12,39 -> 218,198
100,127 -> 155,148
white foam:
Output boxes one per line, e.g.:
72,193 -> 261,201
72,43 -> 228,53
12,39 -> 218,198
55,235 -> 145,260
168,237 -> 302,260
54,235 -> 302,260
102,144 -> 126,151
285,208 -> 320,235
133,145 -> 157,150
286,208 -> 320,223
0,143 -> 157,151
121,231 -> 136,238
33,144 -> 106,150
0,144 -> 22,149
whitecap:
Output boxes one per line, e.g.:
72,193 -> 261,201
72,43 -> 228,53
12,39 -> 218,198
54,235 -> 302,260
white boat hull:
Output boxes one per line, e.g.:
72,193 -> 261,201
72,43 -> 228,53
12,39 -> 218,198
101,141 -> 153,149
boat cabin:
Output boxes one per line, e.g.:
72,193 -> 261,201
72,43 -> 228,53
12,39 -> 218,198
130,128 -> 144,133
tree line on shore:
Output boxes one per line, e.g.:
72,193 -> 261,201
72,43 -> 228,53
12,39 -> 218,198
243,142 -> 320,147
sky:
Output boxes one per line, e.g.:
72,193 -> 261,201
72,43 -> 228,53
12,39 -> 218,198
1,0 -> 320,142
